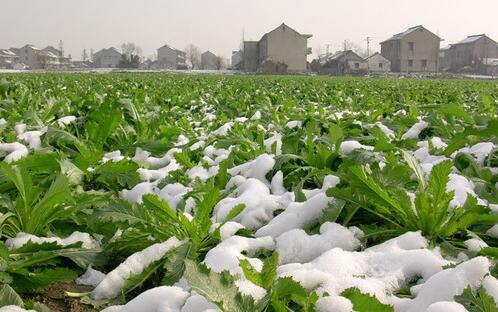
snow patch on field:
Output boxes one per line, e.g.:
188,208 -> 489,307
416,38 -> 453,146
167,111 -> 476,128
92,237 -> 183,300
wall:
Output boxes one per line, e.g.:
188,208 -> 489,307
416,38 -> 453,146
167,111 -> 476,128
266,25 -> 308,73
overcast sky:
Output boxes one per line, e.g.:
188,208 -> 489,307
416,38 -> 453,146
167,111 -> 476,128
1,0 -> 498,61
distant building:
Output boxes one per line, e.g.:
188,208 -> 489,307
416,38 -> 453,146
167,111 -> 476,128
381,25 -> 441,73
157,44 -> 187,69
42,46 -> 71,69
242,23 -> 312,73
201,51 -> 218,70
315,50 -> 367,75
17,45 -> 45,69
231,50 -> 243,70
366,52 -> 391,73
0,49 -> 19,69
439,46 -> 452,72
93,47 -> 122,68
445,34 -> 498,73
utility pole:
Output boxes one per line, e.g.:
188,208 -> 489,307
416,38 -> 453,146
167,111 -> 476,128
365,37 -> 371,58
326,44 -> 330,57
59,40 -> 64,57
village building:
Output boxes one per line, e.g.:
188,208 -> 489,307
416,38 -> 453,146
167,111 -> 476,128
93,47 -> 122,68
381,25 -> 441,73
0,49 -> 19,69
366,52 -> 391,73
201,51 -> 218,70
444,34 -> 498,73
315,50 -> 367,75
242,23 -> 312,74
231,50 -> 243,70
157,44 -> 187,69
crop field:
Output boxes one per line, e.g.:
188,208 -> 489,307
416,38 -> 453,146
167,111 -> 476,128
0,73 -> 497,312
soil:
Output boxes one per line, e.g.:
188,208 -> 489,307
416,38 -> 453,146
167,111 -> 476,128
25,283 -> 97,312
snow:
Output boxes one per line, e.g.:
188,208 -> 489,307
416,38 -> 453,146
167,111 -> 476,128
264,133 -> 282,155
16,128 -> 47,149
227,154 -> 275,185
250,111 -> 261,120
103,150 -> 125,163
464,238 -> 488,252
276,222 -> 362,264
203,235 -> 275,275
212,122 -> 233,136
0,142 -> 29,163
120,182 -> 159,203
278,232 -> 450,306
181,294 -> 220,312
486,224 -> 498,238
401,121 -> 429,140
315,296 -> 353,312
339,140 -> 374,154
57,116 -> 77,128
102,286 -> 190,312
76,266 -> 106,287
255,192 -> 333,238
375,122 -> 395,139
400,257 -> 491,312
285,120 -> 302,129
453,142 -> 495,165
0,307 -> 35,312
92,237 -> 183,300
483,275 -> 498,305
424,302 -> 467,312
213,177 -> 283,229
446,174 -> 487,208
5,231 -> 98,250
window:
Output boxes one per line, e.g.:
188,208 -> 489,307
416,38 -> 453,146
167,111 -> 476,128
379,63 -> 383,69
354,63 -> 359,69
408,42 -> 414,51
408,60 -> 413,67
421,59 -> 427,68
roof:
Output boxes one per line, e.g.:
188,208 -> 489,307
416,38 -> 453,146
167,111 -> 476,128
202,51 -> 217,57
0,49 -> 17,57
381,25 -> 440,43
158,44 -> 183,53
318,50 -> 363,65
94,47 -> 122,56
453,34 -> 497,45
261,23 -> 312,41
366,52 -> 388,61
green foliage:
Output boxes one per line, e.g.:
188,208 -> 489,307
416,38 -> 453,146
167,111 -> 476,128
454,286 -> 498,312
341,287 -> 394,312
183,259 -> 258,312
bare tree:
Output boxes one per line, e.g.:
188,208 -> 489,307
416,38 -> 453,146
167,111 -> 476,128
343,40 -> 368,58
121,43 -> 143,59
90,48 -> 94,62
82,49 -> 88,61
185,44 -> 201,69
214,56 -> 225,70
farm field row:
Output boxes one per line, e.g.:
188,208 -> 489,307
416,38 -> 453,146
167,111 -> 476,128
0,74 -> 497,312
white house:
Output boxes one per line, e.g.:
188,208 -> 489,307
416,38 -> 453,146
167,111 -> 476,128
366,52 -> 391,73
93,47 -> 122,68
201,51 -> 218,70
157,44 -> 187,69
231,50 -> 243,70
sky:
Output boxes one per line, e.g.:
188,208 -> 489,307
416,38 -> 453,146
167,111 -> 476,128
1,0 -> 498,61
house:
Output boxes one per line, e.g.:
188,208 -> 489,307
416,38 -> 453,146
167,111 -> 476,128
93,47 -> 122,68
231,50 -> 243,70
366,52 -> 391,73
381,25 -> 441,73
439,46 -> 452,72
201,51 -> 218,70
157,44 -> 187,69
316,50 -> 367,75
242,23 -> 312,73
17,44 -> 47,69
42,46 -> 71,69
445,34 -> 498,73
0,49 -> 19,69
